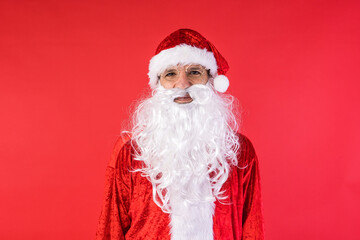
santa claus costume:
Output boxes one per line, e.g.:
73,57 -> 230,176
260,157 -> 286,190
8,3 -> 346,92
96,29 -> 264,240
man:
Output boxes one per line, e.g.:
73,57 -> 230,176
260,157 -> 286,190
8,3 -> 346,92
96,29 -> 264,240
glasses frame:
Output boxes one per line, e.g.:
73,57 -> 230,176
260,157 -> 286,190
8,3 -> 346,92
158,64 -> 210,84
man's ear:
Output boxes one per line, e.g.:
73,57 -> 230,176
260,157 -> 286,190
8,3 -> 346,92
157,77 -> 162,88
207,77 -> 214,87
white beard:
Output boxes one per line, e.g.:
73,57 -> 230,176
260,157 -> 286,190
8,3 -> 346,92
130,83 -> 240,240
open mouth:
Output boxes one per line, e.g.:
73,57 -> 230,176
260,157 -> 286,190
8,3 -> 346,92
173,93 -> 193,104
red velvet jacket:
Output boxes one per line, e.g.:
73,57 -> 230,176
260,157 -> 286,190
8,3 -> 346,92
96,133 -> 264,240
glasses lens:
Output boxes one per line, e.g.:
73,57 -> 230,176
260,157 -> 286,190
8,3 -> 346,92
186,65 -> 206,81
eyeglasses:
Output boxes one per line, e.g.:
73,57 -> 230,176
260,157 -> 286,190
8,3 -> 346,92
159,64 -> 209,83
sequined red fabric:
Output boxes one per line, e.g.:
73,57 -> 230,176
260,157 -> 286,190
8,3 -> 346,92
95,133 -> 264,240
155,29 -> 229,75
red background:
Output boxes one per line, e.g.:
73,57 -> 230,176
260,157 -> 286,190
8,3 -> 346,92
1,0 -> 359,239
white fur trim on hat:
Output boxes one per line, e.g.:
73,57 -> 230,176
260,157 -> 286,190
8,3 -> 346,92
148,44 -> 218,89
213,75 -> 229,93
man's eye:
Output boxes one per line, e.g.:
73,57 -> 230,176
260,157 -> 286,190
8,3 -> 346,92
165,72 -> 177,77
189,70 -> 201,75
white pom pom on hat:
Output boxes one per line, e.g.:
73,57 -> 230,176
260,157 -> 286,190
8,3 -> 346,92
213,75 -> 229,93
148,29 -> 231,93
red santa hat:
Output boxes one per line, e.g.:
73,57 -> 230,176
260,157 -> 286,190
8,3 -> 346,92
148,29 -> 230,93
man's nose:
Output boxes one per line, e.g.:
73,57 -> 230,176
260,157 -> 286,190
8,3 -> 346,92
175,71 -> 191,89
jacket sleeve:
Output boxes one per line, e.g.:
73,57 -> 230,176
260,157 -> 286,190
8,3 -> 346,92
96,134 -> 132,240
240,136 -> 265,240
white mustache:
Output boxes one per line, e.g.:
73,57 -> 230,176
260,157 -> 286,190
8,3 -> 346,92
155,84 -> 213,103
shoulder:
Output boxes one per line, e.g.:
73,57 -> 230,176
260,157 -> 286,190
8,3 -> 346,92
108,132 -> 132,168
236,133 -> 258,168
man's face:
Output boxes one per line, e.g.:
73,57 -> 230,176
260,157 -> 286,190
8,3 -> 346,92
159,64 -> 210,104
